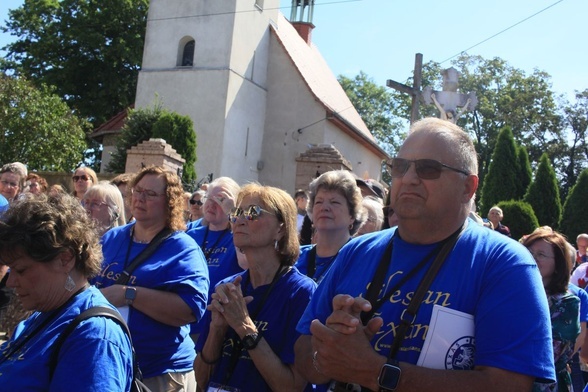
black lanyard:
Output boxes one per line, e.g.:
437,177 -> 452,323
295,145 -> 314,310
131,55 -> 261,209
200,227 -> 229,261
220,265 -> 290,387
0,286 -> 87,365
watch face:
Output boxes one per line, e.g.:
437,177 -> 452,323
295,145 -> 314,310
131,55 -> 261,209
379,363 -> 401,391
125,287 -> 137,300
242,333 -> 259,350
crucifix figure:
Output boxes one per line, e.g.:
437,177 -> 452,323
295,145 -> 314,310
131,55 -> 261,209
387,53 -> 423,124
422,67 -> 477,124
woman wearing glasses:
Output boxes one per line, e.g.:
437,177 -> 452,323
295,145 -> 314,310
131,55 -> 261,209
71,167 -> 97,202
186,178 -> 242,341
522,228 -> 580,392
82,182 -> 126,236
195,183 -> 316,391
188,189 -> 206,223
295,170 -> 365,284
91,165 -> 209,392
0,162 -> 27,203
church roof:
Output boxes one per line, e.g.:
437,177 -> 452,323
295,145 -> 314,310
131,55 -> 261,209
90,105 -> 133,141
271,14 -> 384,157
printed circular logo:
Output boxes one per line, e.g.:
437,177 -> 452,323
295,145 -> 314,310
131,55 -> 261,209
445,336 -> 475,370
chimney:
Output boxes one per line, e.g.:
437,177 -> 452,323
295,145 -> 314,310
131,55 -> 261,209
291,22 -> 315,45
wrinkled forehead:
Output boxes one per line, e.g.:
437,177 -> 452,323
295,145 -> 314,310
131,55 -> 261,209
399,130 -> 455,160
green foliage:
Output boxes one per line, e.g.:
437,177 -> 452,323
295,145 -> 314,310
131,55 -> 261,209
480,127 -> 519,212
106,105 -> 163,173
523,153 -> 562,229
497,200 -> 539,241
515,146 -> 532,200
152,112 -> 197,183
338,71 -> 405,155
560,169 -> 588,241
1,0 -> 148,125
0,74 -> 89,170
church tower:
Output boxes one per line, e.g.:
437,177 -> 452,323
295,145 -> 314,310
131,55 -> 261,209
135,0 -> 280,183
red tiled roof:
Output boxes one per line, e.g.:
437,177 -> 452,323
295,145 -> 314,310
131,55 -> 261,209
272,14 -> 385,157
90,105 -> 134,140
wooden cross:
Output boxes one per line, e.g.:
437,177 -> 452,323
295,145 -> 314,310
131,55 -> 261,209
386,53 -> 423,124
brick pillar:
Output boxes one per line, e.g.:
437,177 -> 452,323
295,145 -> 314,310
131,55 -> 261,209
295,144 -> 352,191
125,138 -> 186,175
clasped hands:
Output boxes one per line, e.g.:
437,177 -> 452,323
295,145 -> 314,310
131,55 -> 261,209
208,275 -> 254,331
310,294 -> 385,384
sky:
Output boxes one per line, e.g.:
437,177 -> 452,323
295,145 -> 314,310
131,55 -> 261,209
1,0 -> 586,101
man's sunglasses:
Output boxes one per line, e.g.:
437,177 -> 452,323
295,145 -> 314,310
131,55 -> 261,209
386,158 -> 469,180
189,199 -> 203,206
229,205 -> 275,223
72,175 -> 90,182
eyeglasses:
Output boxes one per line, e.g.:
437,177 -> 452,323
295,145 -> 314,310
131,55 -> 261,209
72,175 -> 90,182
189,199 -> 203,206
82,200 -> 109,210
529,250 -> 555,261
386,158 -> 470,180
0,180 -> 18,188
131,187 -> 166,200
229,205 -> 275,223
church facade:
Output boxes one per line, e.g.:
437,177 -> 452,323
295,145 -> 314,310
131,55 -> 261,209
127,0 -> 387,193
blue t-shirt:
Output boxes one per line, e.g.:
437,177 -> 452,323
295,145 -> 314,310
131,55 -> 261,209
0,286 -> 133,391
297,221 -> 556,384
196,267 -> 317,391
186,218 -> 203,231
186,224 -> 243,334
296,245 -> 342,284
0,194 -> 8,217
91,223 -> 209,378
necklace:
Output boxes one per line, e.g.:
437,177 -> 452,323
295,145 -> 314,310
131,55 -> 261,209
131,226 -> 150,244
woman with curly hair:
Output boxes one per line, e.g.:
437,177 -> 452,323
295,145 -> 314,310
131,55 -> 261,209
0,193 -> 133,391
91,165 -> 209,392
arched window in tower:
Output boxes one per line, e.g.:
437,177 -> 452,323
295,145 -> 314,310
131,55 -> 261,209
180,39 -> 195,67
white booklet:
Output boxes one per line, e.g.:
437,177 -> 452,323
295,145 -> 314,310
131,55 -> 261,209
416,305 -> 475,370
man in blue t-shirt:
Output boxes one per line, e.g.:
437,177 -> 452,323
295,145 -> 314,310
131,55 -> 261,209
294,118 -> 555,391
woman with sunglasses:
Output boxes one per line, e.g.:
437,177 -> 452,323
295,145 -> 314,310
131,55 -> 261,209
188,190 -> 206,223
91,165 -> 209,392
522,228 -> 580,392
71,167 -> 97,202
82,182 -> 126,236
295,170 -> 365,284
186,178 -> 242,341
195,183 -> 316,391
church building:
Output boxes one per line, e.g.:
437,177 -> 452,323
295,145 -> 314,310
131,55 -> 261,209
98,0 -> 387,193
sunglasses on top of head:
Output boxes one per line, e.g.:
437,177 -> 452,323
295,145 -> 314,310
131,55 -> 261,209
229,205 -> 275,223
386,158 -> 469,180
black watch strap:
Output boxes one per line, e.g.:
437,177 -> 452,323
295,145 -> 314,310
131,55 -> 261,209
241,332 -> 262,350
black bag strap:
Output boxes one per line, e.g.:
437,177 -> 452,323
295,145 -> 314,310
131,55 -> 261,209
117,227 -> 173,285
49,306 -> 151,391
387,224 -> 465,359
307,246 -> 317,279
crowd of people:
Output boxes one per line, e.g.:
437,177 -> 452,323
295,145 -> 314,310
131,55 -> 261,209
0,117 -> 587,391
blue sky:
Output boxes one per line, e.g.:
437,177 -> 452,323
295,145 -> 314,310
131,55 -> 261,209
2,0 -> 586,101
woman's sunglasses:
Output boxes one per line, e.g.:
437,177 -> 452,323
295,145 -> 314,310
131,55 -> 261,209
229,205 -> 274,223
72,175 -> 90,182
189,199 -> 203,206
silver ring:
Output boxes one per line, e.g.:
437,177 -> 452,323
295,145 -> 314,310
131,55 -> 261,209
312,350 -> 321,373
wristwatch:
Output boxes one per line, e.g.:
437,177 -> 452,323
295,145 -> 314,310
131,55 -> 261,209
241,332 -> 262,350
124,286 -> 137,305
378,358 -> 401,391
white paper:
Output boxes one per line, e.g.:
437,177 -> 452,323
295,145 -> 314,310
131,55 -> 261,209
117,305 -> 130,323
417,305 -> 475,370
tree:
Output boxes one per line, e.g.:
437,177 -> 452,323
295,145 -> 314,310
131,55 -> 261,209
152,112 -> 197,183
560,169 -> 588,242
480,126 -> 519,212
107,105 -> 162,173
515,145 -> 532,200
338,71 -> 405,155
498,200 -> 539,241
524,153 -> 562,229
0,74 -> 89,171
1,0 -> 148,126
